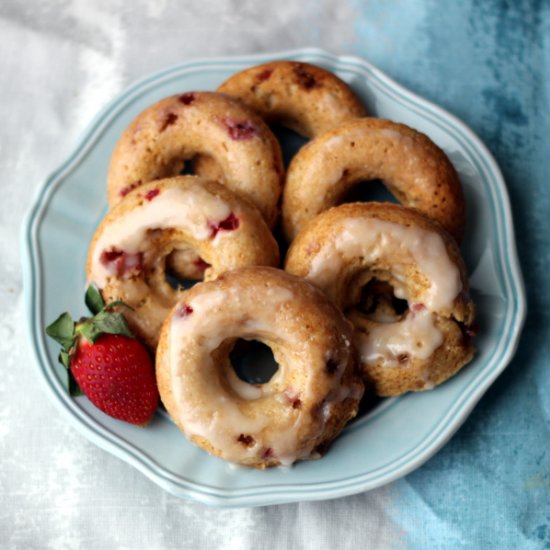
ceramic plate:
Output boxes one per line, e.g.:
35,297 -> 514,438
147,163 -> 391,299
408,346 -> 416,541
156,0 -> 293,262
21,48 -> 526,507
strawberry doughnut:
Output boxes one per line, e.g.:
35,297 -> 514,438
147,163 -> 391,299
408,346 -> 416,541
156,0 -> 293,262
285,203 -> 475,396
217,61 -> 367,137
87,176 -> 279,350
282,118 -> 465,243
156,267 -> 364,468
107,91 -> 284,228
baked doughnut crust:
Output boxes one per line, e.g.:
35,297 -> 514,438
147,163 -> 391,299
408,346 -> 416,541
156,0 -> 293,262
217,60 -> 367,137
282,118 -> 465,243
87,176 -> 279,349
107,91 -> 284,228
285,202 -> 475,396
156,267 -> 364,468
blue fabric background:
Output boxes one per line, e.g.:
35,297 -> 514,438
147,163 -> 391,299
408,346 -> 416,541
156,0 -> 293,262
351,1 -> 549,547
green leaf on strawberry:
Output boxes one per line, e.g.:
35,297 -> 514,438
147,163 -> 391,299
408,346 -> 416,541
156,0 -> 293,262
45,286 -> 158,424
46,312 -> 75,349
76,309 -> 134,343
85,284 -> 105,315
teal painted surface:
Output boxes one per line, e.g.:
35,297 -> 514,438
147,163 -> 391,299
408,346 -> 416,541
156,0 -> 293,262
350,1 -> 550,547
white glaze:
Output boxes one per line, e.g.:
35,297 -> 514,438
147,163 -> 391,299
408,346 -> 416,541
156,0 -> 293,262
90,185 -> 233,288
167,282 -> 356,466
226,368 -> 264,401
307,217 -> 462,311
358,308 -> 444,367
169,285 -> 297,463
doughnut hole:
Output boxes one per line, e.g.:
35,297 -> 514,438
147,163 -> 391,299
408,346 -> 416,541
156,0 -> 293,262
271,125 -> 308,167
211,336 -> 288,400
342,268 -> 413,317
229,339 -> 279,384
344,273 -> 418,338
142,234 -> 213,305
354,278 -> 409,322
208,335 -> 309,438
337,178 -> 398,206
178,158 -> 196,176
165,248 -> 211,288
191,153 -> 225,182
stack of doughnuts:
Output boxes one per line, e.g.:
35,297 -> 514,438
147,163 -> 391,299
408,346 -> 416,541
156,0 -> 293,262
85,60 -> 476,468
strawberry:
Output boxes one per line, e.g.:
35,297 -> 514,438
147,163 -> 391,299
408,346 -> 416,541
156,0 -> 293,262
46,286 -> 158,425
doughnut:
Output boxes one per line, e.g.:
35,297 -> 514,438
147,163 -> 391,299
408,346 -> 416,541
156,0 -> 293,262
282,118 -> 465,243
192,61 -> 366,188
285,202 -> 476,396
87,176 -> 279,349
107,91 -> 284,228
156,267 -> 364,468
217,60 -> 367,137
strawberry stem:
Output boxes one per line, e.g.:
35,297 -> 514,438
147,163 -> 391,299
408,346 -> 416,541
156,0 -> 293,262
76,310 -> 134,344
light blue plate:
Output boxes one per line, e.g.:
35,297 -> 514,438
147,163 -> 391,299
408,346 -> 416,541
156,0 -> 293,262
21,48 -> 526,507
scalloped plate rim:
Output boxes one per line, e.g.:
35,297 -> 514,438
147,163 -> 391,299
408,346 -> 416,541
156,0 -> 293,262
21,47 -> 526,508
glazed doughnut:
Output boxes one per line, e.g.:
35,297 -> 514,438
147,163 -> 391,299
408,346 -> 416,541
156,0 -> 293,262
107,91 -> 284,228
285,203 -> 475,396
282,118 -> 465,243
156,267 -> 364,468
87,176 -> 279,349
217,60 -> 367,137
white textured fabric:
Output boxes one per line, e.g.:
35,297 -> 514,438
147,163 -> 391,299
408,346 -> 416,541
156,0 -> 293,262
1,1 -> 402,548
